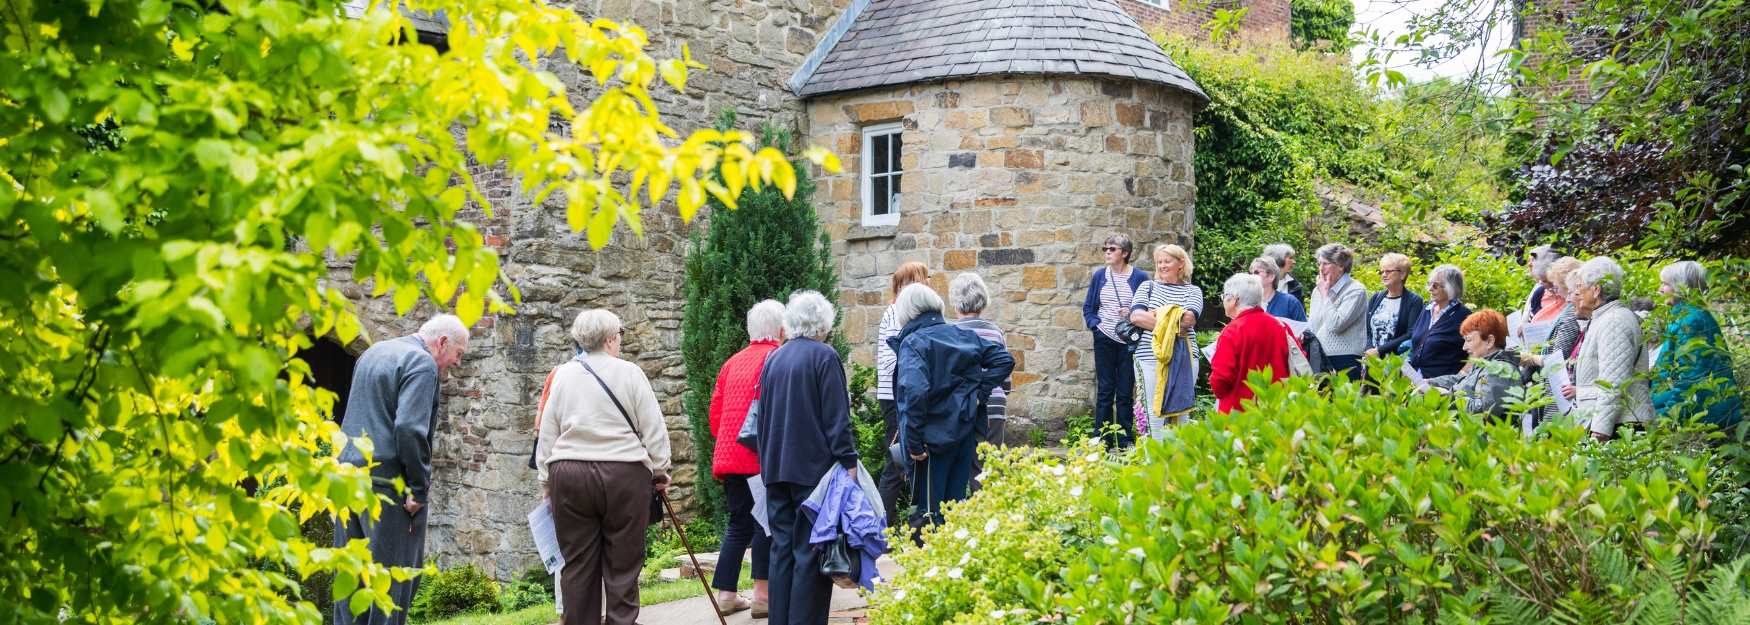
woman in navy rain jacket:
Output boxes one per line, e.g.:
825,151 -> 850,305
889,283 -> 1014,527
1409,264 -> 1472,378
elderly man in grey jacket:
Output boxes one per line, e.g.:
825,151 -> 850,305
1571,257 -> 1654,441
1309,243 -> 1369,380
334,314 -> 471,625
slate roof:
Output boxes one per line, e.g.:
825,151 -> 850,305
341,1 -> 450,49
789,0 -> 1206,103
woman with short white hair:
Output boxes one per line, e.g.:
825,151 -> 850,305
1209,274 -> 1296,414
1650,261 -> 1741,428
950,273 -> 1012,445
538,309 -> 673,625
704,300 -> 785,616
1570,256 -> 1654,440
756,290 -> 858,625
1409,264 -> 1473,378
892,283 -> 1014,525
1262,243 -> 1306,303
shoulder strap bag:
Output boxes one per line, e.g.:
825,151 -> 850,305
576,356 -> 665,526
736,349 -> 778,452
1113,279 -> 1149,348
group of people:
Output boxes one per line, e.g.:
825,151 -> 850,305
1085,237 -> 1744,447
325,238 -> 1741,625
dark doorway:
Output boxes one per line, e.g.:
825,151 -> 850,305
292,337 -> 358,625
297,338 -> 357,423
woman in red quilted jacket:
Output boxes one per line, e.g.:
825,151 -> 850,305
706,299 -> 786,616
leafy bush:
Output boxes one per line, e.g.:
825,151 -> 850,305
495,567 -> 554,613
641,517 -> 723,585
1289,0 -> 1356,51
870,365 -> 1742,623
868,442 -> 1119,624
409,565 -> 499,622
850,363 -> 890,484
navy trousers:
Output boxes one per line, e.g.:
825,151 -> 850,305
1092,333 -> 1137,448
766,482 -> 832,625
911,436 -> 977,526
711,474 -> 770,592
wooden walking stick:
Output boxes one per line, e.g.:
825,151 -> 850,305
658,491 -> 730,625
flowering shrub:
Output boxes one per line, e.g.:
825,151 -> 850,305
867,442 -> 1119,624
870,367 -> 1744,623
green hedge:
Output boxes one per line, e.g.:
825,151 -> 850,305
869,365 -> 1750,623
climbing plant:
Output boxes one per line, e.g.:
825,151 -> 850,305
1289,0 -> 1355,51
0,1 -> 833,624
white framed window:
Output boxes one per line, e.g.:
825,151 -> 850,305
860,122 -> 903,227
1132,0 -> 1168,8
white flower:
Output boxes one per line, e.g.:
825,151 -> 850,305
1070,485 -> 1084,497
1232,438 -> 1246,454
1085,451 -> 1101,462
959,552 -> 971,565
984,517 -> 1000,534
953,528 -> 969,540
925,566 -> 940,578
1291,428 -> 1306,449
990,610 -> 1008,618
947,567 -> 964,579
1102,535 -> 1119,545
895,589 -> 907,600
1128,547 -> 1147,559
1050,464 -> 1066,476
1148,504 -> 1162,516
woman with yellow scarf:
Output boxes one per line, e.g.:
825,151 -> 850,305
1127,244 -> 1203,439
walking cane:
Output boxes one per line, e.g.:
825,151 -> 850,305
658,491 -> 730,625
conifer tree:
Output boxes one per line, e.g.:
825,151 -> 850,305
681,112 -> 841,519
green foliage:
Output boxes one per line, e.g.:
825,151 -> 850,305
1061,412 -> 1096,446
0,2 -> 826,623
642,517 -> 722,585
868,442 -> 1119,625
680,113 -> 841,521
1289,0 -> 1355,51
849,363 -> 890,485
870,365 -> 1743,623
494,567 -> 553,613
409,565 -> 498,623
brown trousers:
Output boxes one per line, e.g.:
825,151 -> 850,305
550,460 -> 651,625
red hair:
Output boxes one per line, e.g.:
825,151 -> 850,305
892,262 -> 929,296
1461,309 -> 1509,349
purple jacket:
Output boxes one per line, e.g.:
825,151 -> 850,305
801,467 -> 887,590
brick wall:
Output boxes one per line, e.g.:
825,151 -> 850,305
1117,0 -> 1290,43
1516,0 -> 1598,102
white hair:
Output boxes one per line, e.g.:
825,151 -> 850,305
1222,273 -> 1264,309
745,299 -> 786,342
1577,256 -> 1626,302
1429,264 -> 1466,303
1660,261 -> 1707,296
1262,243 -> 1295,268
417,314 -> 469,345
893,283 -> 944,327
949,273 -> 990,315
1529,245 -> 1559,280
569,309 -> 622,352
1248,256 -> 1280,285
783,290 -> 836,340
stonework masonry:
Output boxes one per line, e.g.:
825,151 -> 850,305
331,0 -> 842,580
1118,0 -> 1291,42
805,76 -> 1198,434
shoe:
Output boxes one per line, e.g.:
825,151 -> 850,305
717,595 -> 751,616
750,599 -> 769,619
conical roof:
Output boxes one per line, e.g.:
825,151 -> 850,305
789,0 -> 1206,103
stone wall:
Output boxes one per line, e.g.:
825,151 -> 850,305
330,0 -> 841,580
803,76 -> 1198,436
1118,0 -> 1291,43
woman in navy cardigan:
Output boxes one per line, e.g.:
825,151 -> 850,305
1082,234 -> 1149,448
1408,264 -> 1472,378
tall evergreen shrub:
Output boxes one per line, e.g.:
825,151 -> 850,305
681,112 -> 840,520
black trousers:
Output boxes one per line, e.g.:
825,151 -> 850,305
1092,333 -> 1137,448
877,399 -> 906,524
712,474 -> 770,592
766,482 -> 832,625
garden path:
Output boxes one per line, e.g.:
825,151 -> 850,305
635,556 -> 897,625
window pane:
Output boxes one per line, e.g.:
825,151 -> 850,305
891,133 -> 903,173
892,173 -> 902,197
871,134 -> 889,175
872,176 -> 889,215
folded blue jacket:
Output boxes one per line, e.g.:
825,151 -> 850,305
801,464 -> 888,590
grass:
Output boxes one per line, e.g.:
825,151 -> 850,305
414,570 -> 753,625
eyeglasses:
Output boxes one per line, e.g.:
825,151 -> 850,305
1427,283 -> 1444,290
1102,246 -> 1120,252
1380,269 -> 1404,275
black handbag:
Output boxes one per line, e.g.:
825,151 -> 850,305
1111,278 -> 1147,347
735,350 -> 778,452
817,534 -> 859,586
577,358 -> 665,526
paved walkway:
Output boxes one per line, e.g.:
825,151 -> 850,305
637,556 -> 897,625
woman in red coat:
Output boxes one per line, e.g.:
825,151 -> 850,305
1210,273 -> 1296,414
705,300 -> 785,616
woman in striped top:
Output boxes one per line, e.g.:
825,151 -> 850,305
950,272 -> 1011,445
875,261 -> 928,524
1129,244 -> 1203,438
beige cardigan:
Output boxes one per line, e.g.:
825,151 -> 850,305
535,353 -> 672,484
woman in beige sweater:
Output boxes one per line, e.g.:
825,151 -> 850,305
536,309 -> 672,625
